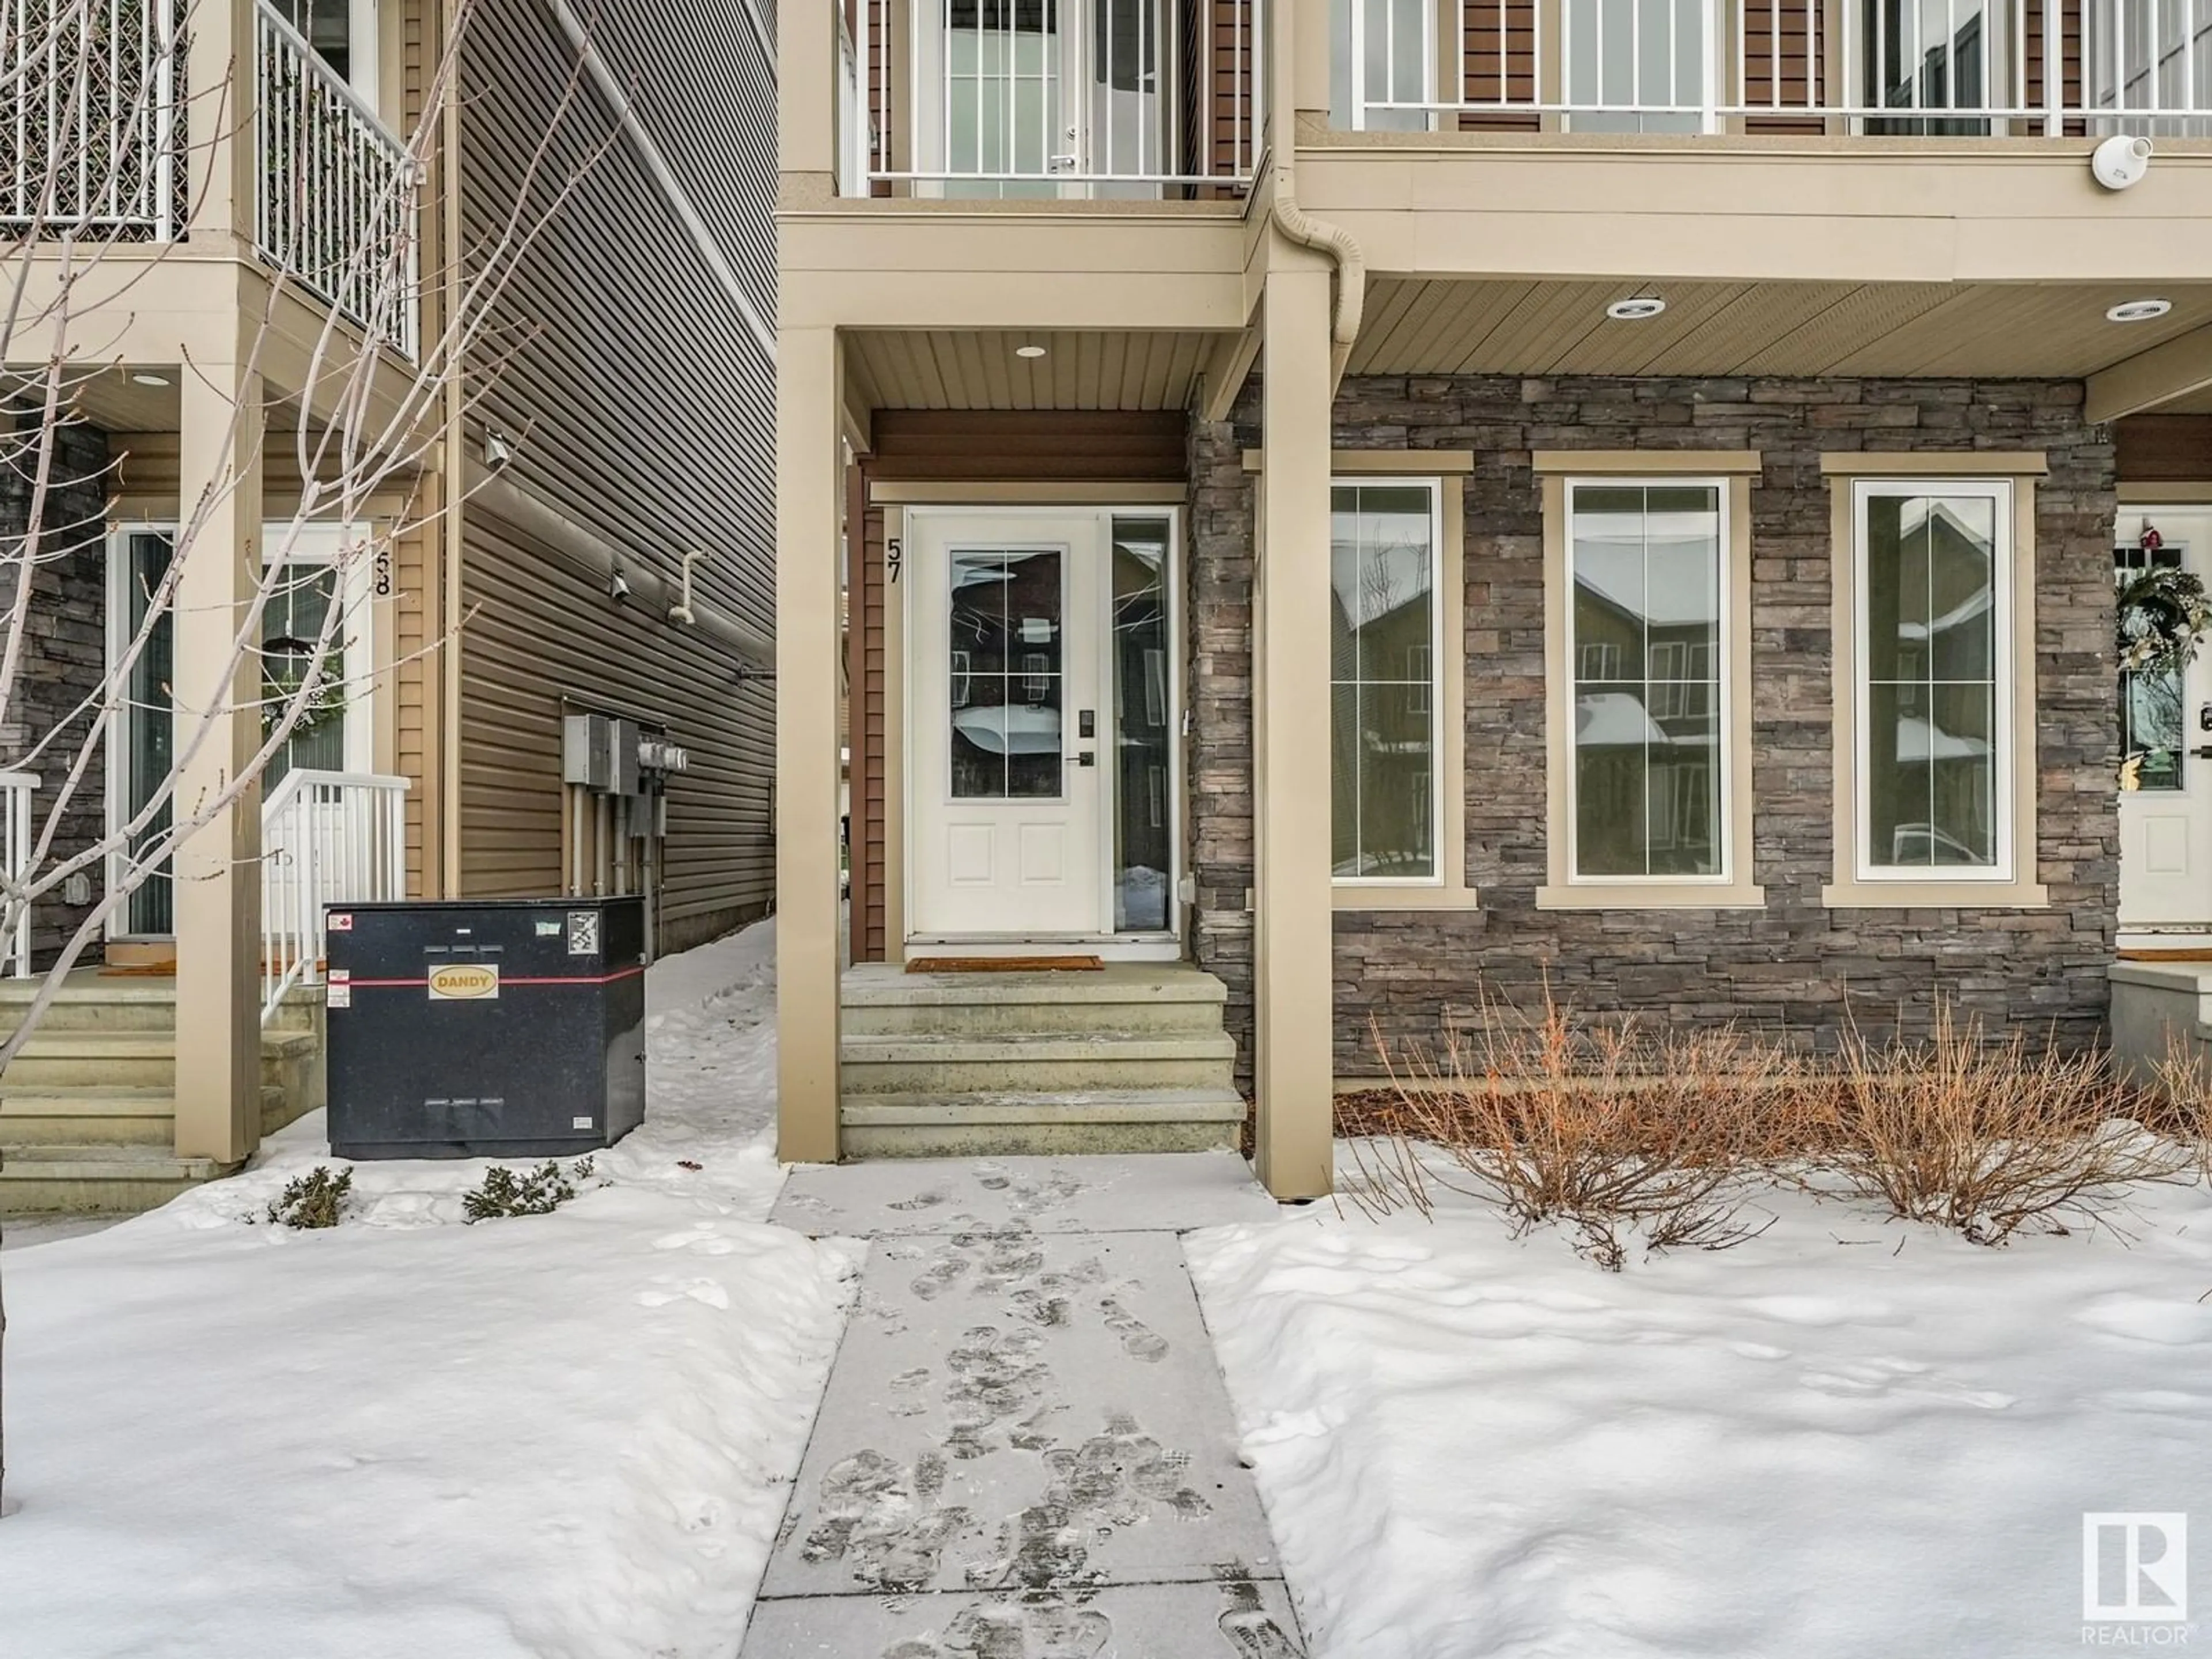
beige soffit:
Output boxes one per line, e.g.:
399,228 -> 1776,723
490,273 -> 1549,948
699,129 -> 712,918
847,329 -> 1226,413
1823,467 -> 2048,910
1537,467 -> 1766,911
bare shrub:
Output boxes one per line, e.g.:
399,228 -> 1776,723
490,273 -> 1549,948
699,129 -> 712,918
1342,986 -> 1813,1268
1816,1006 -> 2194,1245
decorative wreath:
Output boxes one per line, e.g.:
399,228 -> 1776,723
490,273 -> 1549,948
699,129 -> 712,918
2116,560 -> 2212,677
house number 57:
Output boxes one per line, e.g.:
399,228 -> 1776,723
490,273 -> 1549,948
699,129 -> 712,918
886,537 -> 902,584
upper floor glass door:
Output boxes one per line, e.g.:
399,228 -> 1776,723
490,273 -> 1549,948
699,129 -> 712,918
913,0 -> 1172,197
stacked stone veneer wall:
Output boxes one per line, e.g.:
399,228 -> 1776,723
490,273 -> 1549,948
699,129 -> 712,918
0,410 -> 111,968
1188,374 -> 2119,1080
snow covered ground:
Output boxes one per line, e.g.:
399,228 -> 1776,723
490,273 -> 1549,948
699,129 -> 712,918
0,916 -> 857,1659
1190,1160 -> 2212,1659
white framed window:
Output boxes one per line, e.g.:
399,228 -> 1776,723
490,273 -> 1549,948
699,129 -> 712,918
1563,478 -> 1732,884
1331,477 -> 1444,884
1850,477 -> 2013,882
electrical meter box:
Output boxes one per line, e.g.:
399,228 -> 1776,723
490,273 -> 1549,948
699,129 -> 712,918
324,896 -> 646,1160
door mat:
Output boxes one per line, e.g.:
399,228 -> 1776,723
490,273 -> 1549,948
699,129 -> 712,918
2118,948 -> 2212,962
99,962 -> 177,978
906,955 -> 1105,974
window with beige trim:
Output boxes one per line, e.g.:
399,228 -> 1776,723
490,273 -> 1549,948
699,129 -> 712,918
1537,456 -> 1763,911
1331,479 -> 1444,884
1823,461 -> 2048,910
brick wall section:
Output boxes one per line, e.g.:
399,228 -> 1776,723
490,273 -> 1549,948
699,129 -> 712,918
1186,374 -> 2119,1079
0,410 -> 110,967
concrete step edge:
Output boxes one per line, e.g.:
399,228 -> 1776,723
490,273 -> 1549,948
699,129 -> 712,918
841,1092 -> 1247,1127
0,1087 -> 177,1115
840,1034 -> 1238,1065
0,1146 -> 236,1179
4,1029 -> 317,1057
840,976 -> 1228,1009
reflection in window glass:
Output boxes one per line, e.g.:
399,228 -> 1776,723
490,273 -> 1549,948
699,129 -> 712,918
1331,483 -> 1437,880
1861,486 -> 2002,870
1564,0 -> 1708,132
1569,483 -> 1723,878
949,548 -> 1063,799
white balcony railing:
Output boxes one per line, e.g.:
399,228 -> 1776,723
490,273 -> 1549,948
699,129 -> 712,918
863,0 -> 1265,196
254,0 -> 419,354
261,768 -> 407,1021
1344,0 -> 2212,133
0,771 -> 37,977
0,0 -> 181,236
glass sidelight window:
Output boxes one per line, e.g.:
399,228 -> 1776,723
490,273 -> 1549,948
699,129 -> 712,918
1331,481 -> 1441,881
1111,516 -> 1173,930
1567,483 -> 1727,880
948,547 -> 1065,798
114,531 -> 176,937
1853,480 -> 2010,876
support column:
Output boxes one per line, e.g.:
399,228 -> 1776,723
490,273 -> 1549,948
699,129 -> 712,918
171,365 -> 265,1164
1252,256 -> 1336,1200
776,324 -> 844,1164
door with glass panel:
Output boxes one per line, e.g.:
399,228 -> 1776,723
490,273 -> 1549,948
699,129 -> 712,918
911,513 -> 1104,935
2118,508 -> 2212,933
908,509 -> 1179,940
914,0 -> 1173,196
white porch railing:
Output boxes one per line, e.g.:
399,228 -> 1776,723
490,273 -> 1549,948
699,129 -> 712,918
0,0 -> 181,236
261,768 -> 407,1022
0,771 -> 37,977
253,0 -> 419,355
865,0 -> 1265,195
1347,0 -> 2212,132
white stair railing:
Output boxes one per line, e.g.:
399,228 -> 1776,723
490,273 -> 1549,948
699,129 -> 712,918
262,769 -> 407,1022
0,771 -> 38,976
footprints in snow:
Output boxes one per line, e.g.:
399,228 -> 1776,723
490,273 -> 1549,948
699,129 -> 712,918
866,1579 -> 1297,1659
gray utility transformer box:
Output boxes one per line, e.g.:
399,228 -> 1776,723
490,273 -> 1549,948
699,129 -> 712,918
324,897 -> 647,1160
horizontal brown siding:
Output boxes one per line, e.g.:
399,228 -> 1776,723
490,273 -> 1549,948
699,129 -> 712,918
870,410 -> 1191,482
2117,415 -> 2212,483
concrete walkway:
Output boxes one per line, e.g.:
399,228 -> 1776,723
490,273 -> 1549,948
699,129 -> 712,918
745,1152 -> 1306,1658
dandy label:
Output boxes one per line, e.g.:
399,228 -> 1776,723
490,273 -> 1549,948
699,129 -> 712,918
426,963 -> 500,1001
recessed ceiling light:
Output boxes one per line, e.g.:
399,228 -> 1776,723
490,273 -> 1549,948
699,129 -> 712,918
1605,297 -> 1667,321
1014,344 -> 1047,359
130,371 -> 171,387
2107,298 -> 2173,323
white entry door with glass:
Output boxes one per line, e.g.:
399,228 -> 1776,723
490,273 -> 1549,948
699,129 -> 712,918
2118,507 -> 2212,938
907,509 -> 1179,943
107,524 -> 375,940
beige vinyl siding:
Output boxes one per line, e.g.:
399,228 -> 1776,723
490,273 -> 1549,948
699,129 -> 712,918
456,0 -> 776,944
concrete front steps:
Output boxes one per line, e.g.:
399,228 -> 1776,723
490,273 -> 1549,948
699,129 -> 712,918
839,963 -> 1245,1156
0,974 -> 325,1216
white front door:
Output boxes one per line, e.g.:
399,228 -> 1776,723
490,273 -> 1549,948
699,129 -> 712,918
910,512 -> 1106,936
2118,507 -> 2212,935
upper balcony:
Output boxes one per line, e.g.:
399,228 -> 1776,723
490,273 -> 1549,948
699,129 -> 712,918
2,0 -> 422,359
1336,0 -> 2211,135
844,1 -> 1264,199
